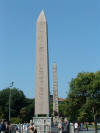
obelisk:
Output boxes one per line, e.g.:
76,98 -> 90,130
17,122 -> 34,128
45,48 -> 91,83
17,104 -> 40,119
35,10 -> 49,115
53,63 -> 59,116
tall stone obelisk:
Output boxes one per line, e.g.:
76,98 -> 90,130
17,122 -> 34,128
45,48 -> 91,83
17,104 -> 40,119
53,63 -> 59,120
35,10 -> 49,115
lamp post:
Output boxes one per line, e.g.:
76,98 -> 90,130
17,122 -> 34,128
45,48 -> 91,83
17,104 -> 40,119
9,82 -> 14,121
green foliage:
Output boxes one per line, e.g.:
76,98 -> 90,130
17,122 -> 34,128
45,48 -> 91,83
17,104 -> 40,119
10,88 -> 26,117
20,99 -> 35,122
49,102 -> 53,116
65,71 -> 100,132
10,117 -> 22,124
0,88 -> 26,120
59,101 -> 66,117
0,88 -> 10,119
0,88 -> 35,122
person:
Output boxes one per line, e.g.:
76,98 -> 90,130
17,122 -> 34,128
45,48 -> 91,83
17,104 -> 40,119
66,122 -> 70,133
62,120 -> 64,131
28,123 -> 35,133
5,122 -> 9,133
1,121 -> 6,133
9,123 -> 12,133
34,128 -> 37,133
80,122 -> 83,130
17,123 -> 21,133
58,122 -> 62,133
0,122 -> 2,133
74,122 -> 78,133
11,125 -> 16,133
78,122 -> 80,131
86,123 -> 88,131
24,124 -> 28,133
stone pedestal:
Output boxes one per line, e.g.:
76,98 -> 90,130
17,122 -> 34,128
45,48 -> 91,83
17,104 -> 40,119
33,117 -> 51,133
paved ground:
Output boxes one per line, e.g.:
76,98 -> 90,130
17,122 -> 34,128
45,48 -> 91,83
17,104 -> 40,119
51,127 -> 100,133
22,127 -> 100,133
79,129 -> 100,133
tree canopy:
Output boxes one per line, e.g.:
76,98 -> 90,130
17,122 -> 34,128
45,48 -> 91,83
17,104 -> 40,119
63,71 -> 100,133
0,88 -> 34,123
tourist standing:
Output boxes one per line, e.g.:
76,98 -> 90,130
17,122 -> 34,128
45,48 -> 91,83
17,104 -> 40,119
5,122 -> 9,133
28,123 -> 34,133
80,122 -> 83,130
66,122 -> 70,133
0,122 -> 2,133
24,124 -> 28,133
78,122 -> 80,131
11,125 -> 16,133
74,122 -> 78,133
1,121 -> 6,133
58,122 -> 62,133
86,123 -> 88,131
33,128 -> 37,133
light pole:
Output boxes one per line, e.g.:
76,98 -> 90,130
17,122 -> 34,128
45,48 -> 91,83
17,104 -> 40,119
9,82 -> 14,121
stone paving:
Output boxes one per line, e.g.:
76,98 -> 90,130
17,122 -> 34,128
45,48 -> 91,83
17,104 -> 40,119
51,126 -> 100,133
79,129 -> 100,133
22,127 -> 100,133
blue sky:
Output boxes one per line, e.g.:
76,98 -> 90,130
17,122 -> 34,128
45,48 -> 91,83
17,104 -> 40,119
0,0 -> 100,98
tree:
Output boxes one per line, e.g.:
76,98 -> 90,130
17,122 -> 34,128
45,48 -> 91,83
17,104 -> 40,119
20,98 -> 35,122
49,102 -> 53,116
66,72 -> 100,133
0,88 -> 35,122
0,88 -> 26,120
10,88 -> 26,117
59,101 -> 66,117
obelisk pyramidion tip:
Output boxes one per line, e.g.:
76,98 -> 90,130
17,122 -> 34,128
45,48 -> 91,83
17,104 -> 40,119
37,10 -> 46,22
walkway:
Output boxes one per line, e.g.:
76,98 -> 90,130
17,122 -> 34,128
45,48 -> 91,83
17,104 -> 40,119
79,129 -> 100,133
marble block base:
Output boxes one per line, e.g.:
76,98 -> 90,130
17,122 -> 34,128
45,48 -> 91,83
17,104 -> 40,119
33,117 -> 51,133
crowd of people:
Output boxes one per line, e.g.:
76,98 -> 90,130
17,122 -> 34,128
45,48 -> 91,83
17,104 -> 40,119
0,120 -> 37,133
73,122 -> 88,133
0,119 -> 88,133
57,120 -> 88,133
57,120 -> 70,133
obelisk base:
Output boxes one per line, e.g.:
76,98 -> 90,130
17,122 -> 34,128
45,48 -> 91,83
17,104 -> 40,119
33,117 -> 51,133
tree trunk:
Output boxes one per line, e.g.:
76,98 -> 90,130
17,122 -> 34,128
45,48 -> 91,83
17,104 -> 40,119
94,121 -> 97,133
93,107 -> 97,133
94,112 -> 97,133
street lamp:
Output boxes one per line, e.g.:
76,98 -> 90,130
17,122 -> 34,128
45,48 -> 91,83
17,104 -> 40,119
9,82 -> 14,121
